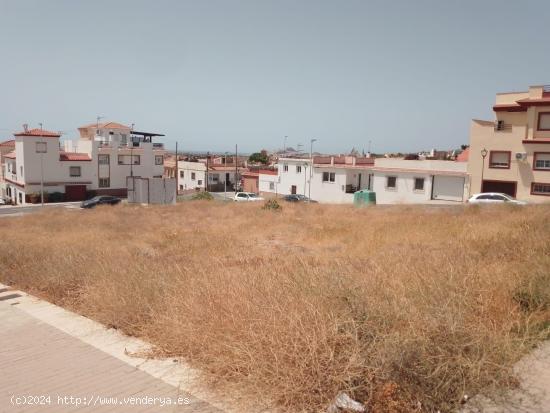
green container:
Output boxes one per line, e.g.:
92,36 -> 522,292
353,190 -> 376,206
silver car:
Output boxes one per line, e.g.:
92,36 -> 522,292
467,193 -> 527,205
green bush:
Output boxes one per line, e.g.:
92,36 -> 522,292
262,199 -> 282,211
191,191 -> 214,201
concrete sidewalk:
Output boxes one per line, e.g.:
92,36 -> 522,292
0,286 -> 257,413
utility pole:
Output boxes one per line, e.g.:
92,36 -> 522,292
175,141 -> 178,195
309,139 -> 317,200
283,135 -> 288,154
224,151 -> 229,200
38,123 -> 45,206
235,144 -> 238,193
206,151 -> 210,192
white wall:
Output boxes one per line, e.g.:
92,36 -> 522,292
177,161 -> 206,191
372,171 -> 433,204
259,173 -> 279,194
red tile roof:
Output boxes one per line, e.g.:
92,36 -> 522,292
79,121 -> 130,130
4,151 -> 16,159
259,169 -> 278,175
59,152 -> 91,161
14,128 -> 61,138
0,139 -> 15,146
456,148 -> 469,162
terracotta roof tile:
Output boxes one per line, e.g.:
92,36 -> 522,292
59,152 -> 91,161
0,139 -> 15,146
79,121 -> 130,129
14,128 -> 60,138
4,151 -> 16,159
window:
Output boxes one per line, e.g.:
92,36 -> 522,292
69,166 -> 81,177
197,179 -> 202,185
537,112 -> 550,131
414,177 -> 424,191
212,174 -> 219,183
98,154 -> 109,165
386,176 -> 397,189
532,182 -> 550,196
35,142 -> 47,153
191,172 -> 196,180
283,164 -> 288,172
20,166 -> 23,177
534,153 -> 550,170
179,170 -> 184,178
155,155 -> 163,165
322,172 -> 335,182
118,155 -> 140,165
237,193 -> 247,198
296,165 -> 302,173
179,185 -> 183,190
489,151 -> 511,169
99,178 -> 110,188
269,182 -> 275,190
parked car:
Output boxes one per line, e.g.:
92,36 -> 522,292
467,193 -> 527,205
0,198 -> 6,206
81,196 -> 122,209
283,194 -> 318,203
233,192 -> 264,202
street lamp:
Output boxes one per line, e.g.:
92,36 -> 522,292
309,139 -> 317,200
283,135 -> 288,155
480,148 -> 488,192
37,123 -> 46,206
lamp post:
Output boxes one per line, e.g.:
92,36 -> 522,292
309,139 -> 317,200
480,148 -> 488,192
37,123 -> 46,206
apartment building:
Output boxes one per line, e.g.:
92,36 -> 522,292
468,85 -> 550,201
274,156 -> 374,203
4,122 -> 165,205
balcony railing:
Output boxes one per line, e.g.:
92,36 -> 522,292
494,121 -> 512,132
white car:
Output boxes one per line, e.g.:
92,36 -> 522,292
467,193 -> 527,205
0,198 -> 6,206
233,192 -> 264,202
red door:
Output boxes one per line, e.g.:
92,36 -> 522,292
65,185 -> 87,201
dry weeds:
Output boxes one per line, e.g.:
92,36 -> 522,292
1,202 -> 549,412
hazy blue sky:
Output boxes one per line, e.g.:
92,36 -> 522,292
0,1 -> 549,153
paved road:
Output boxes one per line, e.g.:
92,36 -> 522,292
0,203 -> 81,217
0,291 -> 224,413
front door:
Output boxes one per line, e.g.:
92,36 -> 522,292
291,185 -> 297,194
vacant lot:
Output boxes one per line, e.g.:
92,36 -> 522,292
1,203 -> 549,412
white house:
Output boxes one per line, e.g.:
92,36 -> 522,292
273,156 -> 374,203
176,160 -> 207,192
370,159 -> 469,204
4,122 -> 165,205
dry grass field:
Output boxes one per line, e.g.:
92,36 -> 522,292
1,202 -> 549,412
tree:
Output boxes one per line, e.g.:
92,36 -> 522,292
249,152 -> 269,164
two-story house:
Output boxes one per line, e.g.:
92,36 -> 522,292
4,122 -> 165,205
468,85 -> 550,201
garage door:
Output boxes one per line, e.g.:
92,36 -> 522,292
481,180 -> 517,198
432,175 -> 465,202
65,185 -> 87,201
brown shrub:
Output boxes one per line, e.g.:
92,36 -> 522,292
1,203 -> 549,412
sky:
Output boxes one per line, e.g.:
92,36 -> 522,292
0,0 -> 549,154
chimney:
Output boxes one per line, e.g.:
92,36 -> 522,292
23,123 -> 28,132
